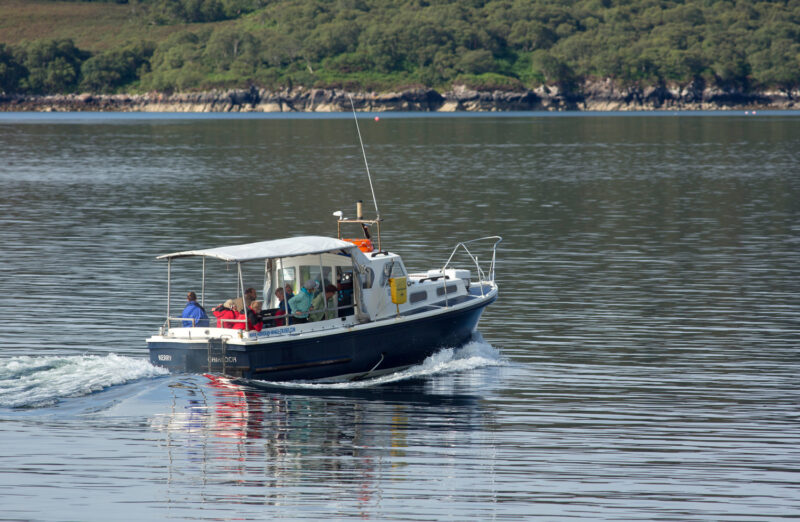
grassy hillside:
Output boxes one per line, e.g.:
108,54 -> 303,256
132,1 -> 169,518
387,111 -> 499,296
1,0 -> 798,96
0,0 -> 187,51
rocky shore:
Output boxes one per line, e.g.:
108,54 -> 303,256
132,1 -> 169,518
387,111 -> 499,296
1,81 -> 797,112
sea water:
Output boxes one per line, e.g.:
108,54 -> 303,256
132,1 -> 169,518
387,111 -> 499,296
1,112 -> 799,520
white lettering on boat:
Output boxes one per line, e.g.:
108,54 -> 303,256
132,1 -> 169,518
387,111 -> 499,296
209,356 -> 237,363
158,354 -> 172,361
257,326 -> 297,338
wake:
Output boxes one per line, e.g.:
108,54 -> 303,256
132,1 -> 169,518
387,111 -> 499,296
241,336 -> 506,390
0,354 -> 167,409
0,338 -> 504,408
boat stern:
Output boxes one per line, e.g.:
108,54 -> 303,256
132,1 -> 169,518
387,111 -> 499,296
147,331 -> 250,377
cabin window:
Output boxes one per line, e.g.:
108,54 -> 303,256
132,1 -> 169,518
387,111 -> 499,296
436,284 -> 458,296
391,261 -> 406,277
409,290 -> 428,304
361,267 -> 374,288
300,265 -> 333,289
281,267 -> 296,293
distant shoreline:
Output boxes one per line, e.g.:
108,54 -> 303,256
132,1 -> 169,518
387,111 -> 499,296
2,83 -> 798,113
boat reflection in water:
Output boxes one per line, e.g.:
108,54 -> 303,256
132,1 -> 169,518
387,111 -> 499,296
148,346 -> 501,512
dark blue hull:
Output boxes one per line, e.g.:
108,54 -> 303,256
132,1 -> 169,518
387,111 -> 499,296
148,295 -> 494,382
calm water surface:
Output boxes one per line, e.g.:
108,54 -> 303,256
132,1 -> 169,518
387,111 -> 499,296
1,112 -> 799,520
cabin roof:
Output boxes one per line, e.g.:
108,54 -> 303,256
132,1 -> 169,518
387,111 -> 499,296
157,236 -> 357,262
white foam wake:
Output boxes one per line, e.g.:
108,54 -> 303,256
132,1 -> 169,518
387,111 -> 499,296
0,354 -> 168,409
250,338 -> 506,390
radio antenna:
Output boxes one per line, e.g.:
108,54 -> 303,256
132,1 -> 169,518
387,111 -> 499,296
348,95 -> 380,218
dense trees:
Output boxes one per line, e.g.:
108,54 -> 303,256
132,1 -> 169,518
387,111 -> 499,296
1,0 -> 798,95
143,0 -> 267,24
0,44 -> 27,93
79,42 -> 154,92
60,0 -> 267,23
7,39 -> 88,93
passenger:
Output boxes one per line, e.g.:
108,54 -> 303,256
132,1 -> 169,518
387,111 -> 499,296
212,299 -> 240,328
284,283 -> 295,302
246,301 -> 264,332
231,287 -> 257,313
231,310 -> 248,330
288,280 -> 316,323
273,287 -> 291,326
181,291 -> 209,327
309,284 -> 338,322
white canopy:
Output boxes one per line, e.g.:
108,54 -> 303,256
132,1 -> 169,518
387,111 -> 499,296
157,236 -> 357,262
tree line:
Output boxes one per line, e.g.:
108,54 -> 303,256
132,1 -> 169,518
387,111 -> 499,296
1,0 -> 798,96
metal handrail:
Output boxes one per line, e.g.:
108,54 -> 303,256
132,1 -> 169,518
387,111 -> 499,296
166,317 -> 207,327
165,299 -> 354,331
164,317 -> 244,328
218,318 -> 247,328
441,236 -> 502,299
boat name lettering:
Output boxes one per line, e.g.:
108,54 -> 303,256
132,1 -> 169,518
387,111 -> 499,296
157,354 -> 172,361
257,326 -> 297,338
209,356 -> 237,363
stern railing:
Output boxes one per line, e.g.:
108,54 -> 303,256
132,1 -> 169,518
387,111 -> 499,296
162,316 -> 245,331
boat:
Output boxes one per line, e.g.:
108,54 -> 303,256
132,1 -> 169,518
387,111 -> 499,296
148,107 -> 499,382
146,203 -> 501,382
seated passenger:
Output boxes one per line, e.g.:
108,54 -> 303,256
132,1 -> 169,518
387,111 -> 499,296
231,287 -> 257,313
273,287 -> 291,326
181,291 -> 209,327
288,280 -> 316,323
246,301 -> 264,332
212,299 -> 240,328
309,284 -> 338,322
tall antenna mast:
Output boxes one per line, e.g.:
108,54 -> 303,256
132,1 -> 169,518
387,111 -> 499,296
348,95 -> 380,218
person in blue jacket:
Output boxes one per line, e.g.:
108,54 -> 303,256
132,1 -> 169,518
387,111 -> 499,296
181,291 -> 209,327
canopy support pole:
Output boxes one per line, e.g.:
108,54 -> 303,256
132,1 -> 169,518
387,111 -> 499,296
263,258 -> 270,310
166,258 -> 172,332
279,258 -> 289,323
237,262 -> 246,331
318,255 -> 328,319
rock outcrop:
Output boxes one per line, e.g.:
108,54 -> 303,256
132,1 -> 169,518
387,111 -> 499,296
1,82 -> 797,112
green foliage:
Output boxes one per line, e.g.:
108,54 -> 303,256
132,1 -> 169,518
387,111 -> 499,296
139,30 -> 211,91
531,49 -> 576,89
204,26 -> 259,71
80,41 -> 155,92
13,39 -> 89,94
749,39 -> 800,92
140,0 -> 266,24
456,50 -> 497,75
453,73 -> 524,91
3,0 -> 800,94
0,44 -> 26,93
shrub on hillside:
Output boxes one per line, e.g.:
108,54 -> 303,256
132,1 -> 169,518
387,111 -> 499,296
80,42 -> 155,93
453,73 -> 523,92
0,44 -> 26,94
13,39 -> 88,94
